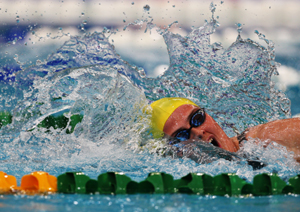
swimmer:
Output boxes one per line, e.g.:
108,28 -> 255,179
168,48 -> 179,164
151,97 -> 300,163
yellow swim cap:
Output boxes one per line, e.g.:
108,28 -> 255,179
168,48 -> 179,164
150,97 -> 198,132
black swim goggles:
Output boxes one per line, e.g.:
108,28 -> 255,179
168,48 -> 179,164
174,108 -> 206,142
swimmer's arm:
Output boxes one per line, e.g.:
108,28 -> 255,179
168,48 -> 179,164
246,118 -> 300,161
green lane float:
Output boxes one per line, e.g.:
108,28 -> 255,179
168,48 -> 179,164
57,172 -> 90,194
97,172 -> 137,194
289,174 -> 300,194
174,173 -> 214,195
253,173 -> 294,195
85,172 -> 136,194
213,173 -> 253,196
139,172 -> 174,194
1,171 -> 300,196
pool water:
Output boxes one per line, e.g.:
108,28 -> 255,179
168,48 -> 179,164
0,2 -> 300,211
1,193 -> 299,212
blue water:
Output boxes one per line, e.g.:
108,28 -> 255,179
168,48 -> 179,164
0,3 -> 300,211
1,194 -> 299,212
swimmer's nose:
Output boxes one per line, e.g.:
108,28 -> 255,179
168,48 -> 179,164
190,128 -> 205,140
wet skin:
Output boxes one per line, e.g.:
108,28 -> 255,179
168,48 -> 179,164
163,104 -> 300,162
163,104 -> 240,152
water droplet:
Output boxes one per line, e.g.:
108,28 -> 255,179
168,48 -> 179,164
123,19 -> 126,23
143,5 -> 150,12
16,16 -> 20,23
209,2 -> 216,14
173,5 -> 175,7
137,67 -> 146,78
221,1 -> 224,4
36,60 -> 42,65
269,6 -> 271,9
81,12 -> 84,16
131,2 -> 134,5
236,23 -> 242,35
24,42 -> 27,46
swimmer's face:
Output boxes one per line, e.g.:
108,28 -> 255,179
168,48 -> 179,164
163,104 -> 238,152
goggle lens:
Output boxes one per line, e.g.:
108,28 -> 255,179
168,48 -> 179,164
174,108 -> 206,141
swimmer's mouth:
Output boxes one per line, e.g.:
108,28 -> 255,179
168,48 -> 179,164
209,138 -> 219,147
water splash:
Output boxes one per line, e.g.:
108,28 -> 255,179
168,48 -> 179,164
143,9 -> 289,137
0,4 -> 297,182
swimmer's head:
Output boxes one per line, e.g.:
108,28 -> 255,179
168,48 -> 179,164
150,97 -> 198,133
150,97 -> 239,152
